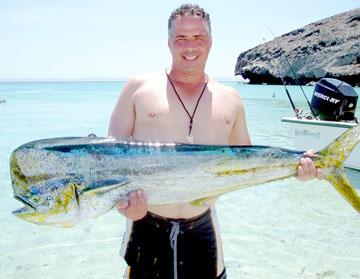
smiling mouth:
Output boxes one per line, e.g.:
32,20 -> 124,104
183,55 -> 198,61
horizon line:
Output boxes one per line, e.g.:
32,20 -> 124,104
0,76 -> 247,83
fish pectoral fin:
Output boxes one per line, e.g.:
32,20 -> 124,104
190,196 -> 217,206
82,181 -> 130,197
86,177 -> 130,189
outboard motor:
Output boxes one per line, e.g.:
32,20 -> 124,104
311,78 -> 358,121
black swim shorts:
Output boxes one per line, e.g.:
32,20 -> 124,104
120,208 -> 226,279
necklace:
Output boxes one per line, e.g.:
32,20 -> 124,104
166,70 -> 208,144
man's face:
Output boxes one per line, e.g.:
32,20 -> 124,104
168,16 -> 212,75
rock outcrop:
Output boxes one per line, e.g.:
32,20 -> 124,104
235,8 -> 360,86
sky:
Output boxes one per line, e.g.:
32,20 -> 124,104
1,0 -> 359,80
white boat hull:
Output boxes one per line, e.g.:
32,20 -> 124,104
282,117 -> 360,171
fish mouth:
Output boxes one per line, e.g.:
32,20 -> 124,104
12,195 -> 37,214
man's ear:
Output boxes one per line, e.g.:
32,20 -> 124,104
168,38 -> 171,50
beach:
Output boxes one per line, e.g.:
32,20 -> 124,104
0,81 -> 359,278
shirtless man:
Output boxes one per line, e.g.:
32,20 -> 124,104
108,4 -> 323,279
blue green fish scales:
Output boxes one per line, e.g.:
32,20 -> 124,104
10,125 -> 360,227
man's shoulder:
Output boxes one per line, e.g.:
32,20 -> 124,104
123,71 -> 165,95
121,71 -> 166,100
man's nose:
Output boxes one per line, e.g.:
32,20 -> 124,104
184,39 -> 196,48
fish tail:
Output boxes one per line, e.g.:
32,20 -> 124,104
314,124 -> 360,213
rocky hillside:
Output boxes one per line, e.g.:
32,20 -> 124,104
235,8 -> 360,86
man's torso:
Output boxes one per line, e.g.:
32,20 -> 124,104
127,72 -> 241,218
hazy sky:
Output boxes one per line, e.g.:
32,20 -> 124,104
1,0 -> 358,80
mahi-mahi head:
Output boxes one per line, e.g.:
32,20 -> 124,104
10,125 -> 360,227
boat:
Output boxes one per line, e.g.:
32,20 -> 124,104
282,117 -> 359,171
281,78 -> 360,172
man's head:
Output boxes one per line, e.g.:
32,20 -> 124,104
168,4 -> 211,38
167,4 -> 212,76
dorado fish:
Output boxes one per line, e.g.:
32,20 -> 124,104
10,125 -> 360,227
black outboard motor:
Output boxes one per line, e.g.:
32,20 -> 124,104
311,78 -> 358,121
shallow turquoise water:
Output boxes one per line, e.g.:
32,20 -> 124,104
0,82 -> 359,279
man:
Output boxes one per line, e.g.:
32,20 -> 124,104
108,4 -> 323,279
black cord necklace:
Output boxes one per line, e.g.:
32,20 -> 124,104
166,70 -> 208,144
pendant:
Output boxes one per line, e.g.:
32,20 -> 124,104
186,134 -> 194,144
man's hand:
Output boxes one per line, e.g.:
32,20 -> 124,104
116,190 -> 148,220
296,150 -> 324,181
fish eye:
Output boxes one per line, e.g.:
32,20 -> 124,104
22,192 -> 42,204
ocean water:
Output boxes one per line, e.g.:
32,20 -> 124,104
0,81 -> 359,279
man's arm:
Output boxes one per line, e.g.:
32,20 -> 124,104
108,77 -> 139,138
228,90 -> 251,146
108,77 -> 149,220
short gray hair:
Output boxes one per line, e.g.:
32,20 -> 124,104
168,4 -> 211,37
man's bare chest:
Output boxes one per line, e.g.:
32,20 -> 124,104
133,88 -> 236,144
